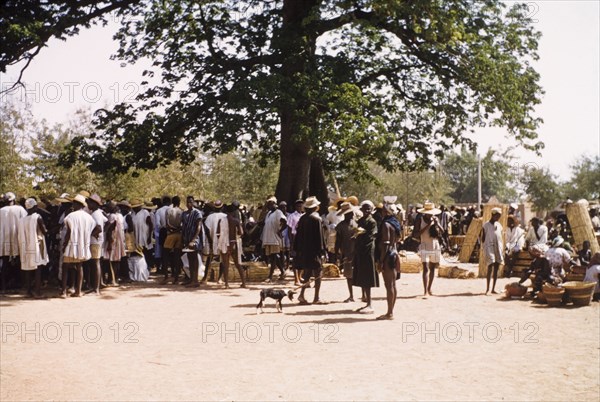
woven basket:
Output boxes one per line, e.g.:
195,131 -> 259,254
322,263 -> 341,278
562,281 -> 596,307
398,252 -> 422,273
542,284 -> 565,307
566,203 -> 600,254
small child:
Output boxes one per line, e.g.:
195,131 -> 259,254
578,240 -> 592,267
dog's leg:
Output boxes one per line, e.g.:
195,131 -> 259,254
256,296 -> 264,314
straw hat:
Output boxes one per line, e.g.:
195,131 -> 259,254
328,205 -> 337,212
346,196 -> 359,206
55,193 -> 72,203
117,200 -> 132,208
130,199 -> 143,208
417,201 -> 441,215
79,190 -> 91,198
87,193 -> 102,206
73,194 -> 87,208
336,202 -> 356,216
143,202 -> 157,210
334,196 -> 346,206
304,196 -> 320,209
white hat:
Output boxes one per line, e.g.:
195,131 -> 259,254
266,196 -> 277,203
25,198 -> 37,209
4,192 -> 16,202
304,196 -> 321,209
510,203 -> 518,210
360,200 -> 375,209
417,201 -> 441,215
73,194 -> 88,207
491,207 -> 502,215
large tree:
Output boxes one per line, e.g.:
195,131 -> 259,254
2,0 -> 543,205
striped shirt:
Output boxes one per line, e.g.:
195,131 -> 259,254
182,208 -> 202,250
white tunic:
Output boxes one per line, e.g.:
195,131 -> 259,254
63,210 -> 97,260
505,226 -> 525,253
132,209 -> 152,248
261,209 -> 287,247
482,221 -> 504,265
204,212 -> 228,255
0,205 -> 27,257
90,209 -> 108,246
18,213 -> 49,270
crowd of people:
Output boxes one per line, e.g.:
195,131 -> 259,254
1,190 -> 599,314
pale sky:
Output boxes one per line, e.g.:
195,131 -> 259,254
1,0 -> 598,181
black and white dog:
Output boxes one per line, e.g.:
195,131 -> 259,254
256,289 -> 296,313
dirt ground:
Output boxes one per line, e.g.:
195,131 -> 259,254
1,270 -> 599,401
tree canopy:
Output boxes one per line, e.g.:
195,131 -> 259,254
2,0 -> 544,205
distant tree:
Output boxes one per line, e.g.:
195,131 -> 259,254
0,100 -> 30,196
29,111 -> 98,197
440,147 -> 518,203
521,166 -> 562,212
338,163 -> 453,207
563,155 -> 600,201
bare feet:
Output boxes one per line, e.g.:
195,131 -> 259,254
491,290 -> 499,294
343,297 -> 354,303
298,296 -> 310,305
376,314 -> 394,320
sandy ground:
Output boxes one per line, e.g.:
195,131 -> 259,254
1,270 -> 599,402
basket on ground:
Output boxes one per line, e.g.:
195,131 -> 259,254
562,281 -> 596,307
542,284 -> 565,307
398,252 -> 422,273
505,282 -> 527,298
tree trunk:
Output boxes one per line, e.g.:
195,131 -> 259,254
274,0 -> 323,208
309,156 -> 330,207
275,111 -> 311,205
